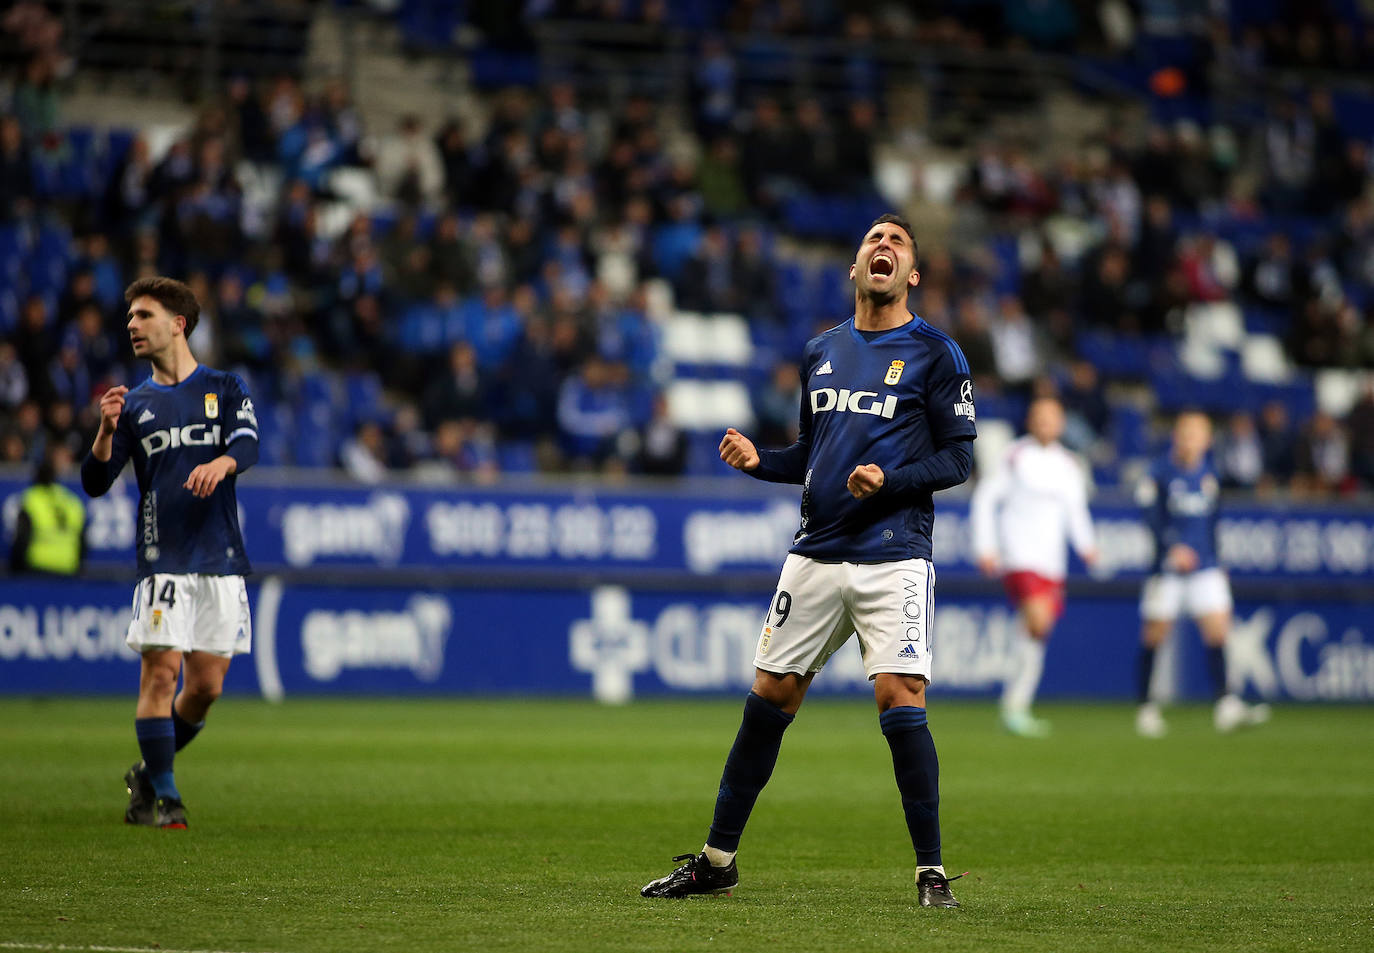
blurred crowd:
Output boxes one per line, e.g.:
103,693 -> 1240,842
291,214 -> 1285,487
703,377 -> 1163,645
1,0 -> 1373,497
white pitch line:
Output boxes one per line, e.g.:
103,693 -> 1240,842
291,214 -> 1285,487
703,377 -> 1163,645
0,942 -> 293,953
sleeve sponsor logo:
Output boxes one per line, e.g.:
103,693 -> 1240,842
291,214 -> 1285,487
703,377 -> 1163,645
236,398 -> 257,427
953,379 -> 976,419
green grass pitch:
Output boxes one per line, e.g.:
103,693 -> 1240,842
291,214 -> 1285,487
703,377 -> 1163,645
1,697 -> 1371,953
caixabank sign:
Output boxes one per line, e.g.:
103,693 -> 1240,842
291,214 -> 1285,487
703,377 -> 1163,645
1,578 -> 1369,703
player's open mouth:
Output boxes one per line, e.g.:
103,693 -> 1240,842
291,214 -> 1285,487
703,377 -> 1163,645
869,253 -> 894,279
130,336 -> 145,347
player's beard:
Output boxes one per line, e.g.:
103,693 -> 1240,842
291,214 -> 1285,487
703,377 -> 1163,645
858,278 -> 904,307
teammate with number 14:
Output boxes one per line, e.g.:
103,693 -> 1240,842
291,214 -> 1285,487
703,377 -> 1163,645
641,215 -> 976,907
82,277 -> 259,829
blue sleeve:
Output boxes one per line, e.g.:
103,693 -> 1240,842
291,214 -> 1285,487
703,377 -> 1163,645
223,374 -> 259,474
80,415 -> 132,498
878,436 -> 974,497
1138,465 -> 1175,552
925,340 -> 978,444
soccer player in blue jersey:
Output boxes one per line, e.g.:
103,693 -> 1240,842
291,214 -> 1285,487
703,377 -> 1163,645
1134,410 -> 1269,737
641,215 -> 976,907
82,277 -> 258,829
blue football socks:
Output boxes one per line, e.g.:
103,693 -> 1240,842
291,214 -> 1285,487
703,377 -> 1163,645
135,717 -> 180,800
172,706 -> 204,752
1136,646 -> 1158,703
880,706 -> 942,868
706,691 -> 795,853
1205,645 -> 1228,699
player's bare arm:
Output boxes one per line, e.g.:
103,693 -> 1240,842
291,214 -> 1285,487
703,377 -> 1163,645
719,428 -> 759,471
92,385 -> 129,462
185,455 -> 238,499
846,463 -> 885,499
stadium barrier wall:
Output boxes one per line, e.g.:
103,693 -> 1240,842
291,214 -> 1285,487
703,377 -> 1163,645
0,576 -> 1370,702
1,475 -> 1370,701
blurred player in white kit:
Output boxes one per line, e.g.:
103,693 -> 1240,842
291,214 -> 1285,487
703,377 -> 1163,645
970,397 -> 1097,737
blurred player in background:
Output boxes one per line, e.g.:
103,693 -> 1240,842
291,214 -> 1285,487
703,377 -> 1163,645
641,215 -> 976,908
1135,411 -> 1269,737
82,277 -> 259,828
970,396 -> 1097,737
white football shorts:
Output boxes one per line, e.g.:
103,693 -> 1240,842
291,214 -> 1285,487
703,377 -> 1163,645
754,554 -> 935,683
1139,567 -> 1233,622
127,573 -> 252,657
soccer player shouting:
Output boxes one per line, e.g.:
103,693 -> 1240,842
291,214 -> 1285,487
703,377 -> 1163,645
82,278 -> 258,829
641,215 -> 975,907
970,396 -> 1097,737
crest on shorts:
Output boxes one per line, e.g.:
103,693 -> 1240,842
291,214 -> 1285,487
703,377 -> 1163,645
204,393 -> 219,418
885,360 -> 905,385
760,628 -> 772,655
151,609 -> 163,632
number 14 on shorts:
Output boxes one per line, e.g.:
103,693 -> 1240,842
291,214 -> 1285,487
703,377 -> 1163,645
132,575 -> 179,631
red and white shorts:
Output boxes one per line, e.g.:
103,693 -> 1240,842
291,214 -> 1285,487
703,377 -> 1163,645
1003,571 -> 1066,620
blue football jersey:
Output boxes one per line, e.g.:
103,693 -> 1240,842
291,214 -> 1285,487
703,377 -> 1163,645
1137,455 -> 1221,573
82,365 -> 257,579
750,314 -> 977,562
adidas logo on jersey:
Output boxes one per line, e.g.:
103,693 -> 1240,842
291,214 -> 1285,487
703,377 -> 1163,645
810,387 -> 898,419
815,361 -> 833,375
898,644 -> 919,657
137,409 -> 155,424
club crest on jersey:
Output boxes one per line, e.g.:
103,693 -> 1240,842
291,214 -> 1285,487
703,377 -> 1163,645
885,359 -> 905,385
204,393 -> 219,418
151,609 -> 163,632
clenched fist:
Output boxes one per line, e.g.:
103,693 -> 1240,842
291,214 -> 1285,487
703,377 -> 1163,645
719,428 -> 759,471
846,463 -> 885,499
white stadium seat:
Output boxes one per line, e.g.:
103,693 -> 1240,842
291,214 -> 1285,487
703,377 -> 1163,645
665,379 -> 755,431
1240,334 -> 1291,384
1314,368 -> 1370,417
706,313 -> 754,367
1184,301 -> 1245,349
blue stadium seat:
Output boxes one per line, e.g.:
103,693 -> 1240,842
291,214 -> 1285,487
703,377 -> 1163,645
293,401 -> 339,468
254,400 -> 294,467
469,49 -> 539,89
96,128 -> 136,184
1110,404 -> 1150,458
685,432 -> 734,477
0,287 -> 19,335
651,222 -> 704,283
344,370 -> 384,431
1076,330 -> 1165,379
989,235 -> 1021,295
497,440 -> 537,474
1243,307 -> 1289,337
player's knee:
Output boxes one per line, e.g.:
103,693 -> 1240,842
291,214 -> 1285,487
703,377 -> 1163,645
182,681 -> 223,708
874,674 -> 926,712
751,670 -> 806,712
1141,621 -> 1171,648
139,664 -> 179,702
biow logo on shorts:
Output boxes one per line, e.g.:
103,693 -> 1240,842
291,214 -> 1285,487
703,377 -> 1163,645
810,388 -> 898,419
